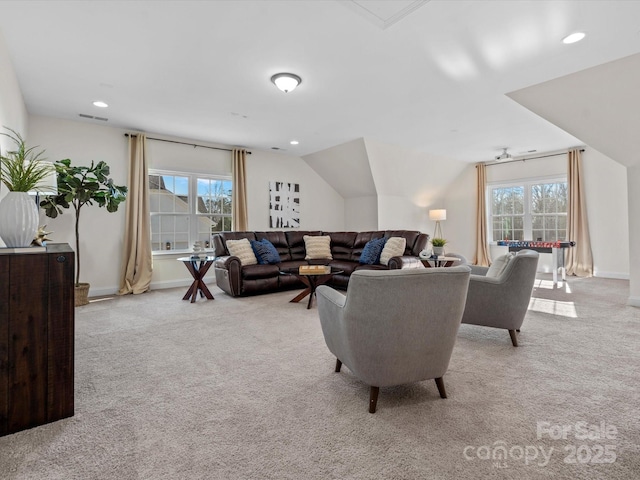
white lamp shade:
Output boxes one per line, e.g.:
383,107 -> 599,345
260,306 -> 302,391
27,161 -> 58,196
429,209 -> 447,221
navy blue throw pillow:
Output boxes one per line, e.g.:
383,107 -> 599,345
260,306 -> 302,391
359,237 -> 387,265
251,239 -> 281,265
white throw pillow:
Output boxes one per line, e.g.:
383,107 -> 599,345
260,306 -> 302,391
379,237 -> 407,266
486,253 -> 514,278
304,235 -> 332,260
226,238 -> 258,265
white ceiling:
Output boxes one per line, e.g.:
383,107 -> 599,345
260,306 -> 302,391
1,0 -> 639,162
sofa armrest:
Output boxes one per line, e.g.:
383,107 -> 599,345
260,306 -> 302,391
388,256 -> 423,270
214,255 -> 243,296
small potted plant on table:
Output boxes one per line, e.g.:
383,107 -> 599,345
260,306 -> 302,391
431,238 -> 447,257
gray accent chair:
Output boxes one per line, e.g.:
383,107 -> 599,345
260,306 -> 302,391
462,249 -> 539,346
316,266 -> 471,413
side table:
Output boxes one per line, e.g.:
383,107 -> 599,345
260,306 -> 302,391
177,256 -> 216,303
420,256 -> 459,268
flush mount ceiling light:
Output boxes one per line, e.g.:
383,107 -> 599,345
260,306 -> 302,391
271,73 -> 302,93
562,32 -> 586,44
93,100 -> 109,108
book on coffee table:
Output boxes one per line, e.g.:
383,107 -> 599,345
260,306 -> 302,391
299,265 -> 331,275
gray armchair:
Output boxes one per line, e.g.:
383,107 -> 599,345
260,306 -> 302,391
461,249 -> 539,346
316,266 -> 471,413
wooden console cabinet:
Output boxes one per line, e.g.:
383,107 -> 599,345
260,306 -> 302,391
0,243 -> 75,436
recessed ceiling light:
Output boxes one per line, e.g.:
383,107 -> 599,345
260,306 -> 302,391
290,140 -> 299,145
562,32 -> 586,44
93,101 -> 109,108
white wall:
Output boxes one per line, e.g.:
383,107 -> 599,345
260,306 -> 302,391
364,138 -> 467,232
443,148 -> 629,278
28,115 -> 345,296
0,31 -> 28,200
245,149 -> 344,231
345,196 -> 377,231
28,115 -> 129,294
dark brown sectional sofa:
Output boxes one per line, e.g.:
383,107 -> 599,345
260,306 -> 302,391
212,230 -> 429,297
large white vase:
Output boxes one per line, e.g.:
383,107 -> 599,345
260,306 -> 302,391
0,191 -> 39,247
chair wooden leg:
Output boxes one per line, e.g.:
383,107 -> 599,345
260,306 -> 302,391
434,377 -> 447,399
369,386 -> 379,413
335,358 -> 342,372
509,329 -> 519,347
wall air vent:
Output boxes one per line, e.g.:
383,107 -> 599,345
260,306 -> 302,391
79,114 -> 108,121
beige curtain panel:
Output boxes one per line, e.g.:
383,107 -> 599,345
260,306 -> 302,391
474,162 -> 491,266
118,133 -> 153,295
566,149 -> 593,277
232,148 -> 248,231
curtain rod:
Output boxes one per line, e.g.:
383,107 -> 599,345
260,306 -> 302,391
483,149 -> 584,167
124,133 -> 251,154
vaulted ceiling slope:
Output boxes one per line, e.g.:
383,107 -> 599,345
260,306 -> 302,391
508,53 -> 640,168
0,1 -> 639,162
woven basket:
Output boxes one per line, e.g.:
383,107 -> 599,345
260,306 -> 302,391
75,283 -> 90,307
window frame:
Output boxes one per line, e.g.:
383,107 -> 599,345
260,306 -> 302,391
149,169 -> 233,254
487,175 -> 568,243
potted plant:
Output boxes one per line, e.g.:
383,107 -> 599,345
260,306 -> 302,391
431,238 -> 447,257
40,159 -> 127,305
0,127 -> 55,247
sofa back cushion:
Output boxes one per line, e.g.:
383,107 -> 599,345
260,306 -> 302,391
326,231 -> 358,261
254,231 -> 291,261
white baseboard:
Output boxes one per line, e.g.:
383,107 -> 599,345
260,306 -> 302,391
87,278 -> 196,298
593,271 -> 630,280
627,296 -> 640,308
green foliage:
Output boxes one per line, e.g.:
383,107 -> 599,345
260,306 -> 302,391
0,127 -> 54,192
431,238 -> 447,247
40,159 -> 127,285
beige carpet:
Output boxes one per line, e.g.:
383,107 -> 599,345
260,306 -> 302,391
0,274 -> 638,479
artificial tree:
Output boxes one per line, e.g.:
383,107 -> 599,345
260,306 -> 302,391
40,159 -> 127,287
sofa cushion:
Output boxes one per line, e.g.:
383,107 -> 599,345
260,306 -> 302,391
327,231 -> 358,261
359,237 -> 387,265
241,264 -> 280,280
328,259 -> 358,276
385,230 -> 421,255
226,238 -> 258,265
379,237 -> 406,266
304,235 -> 333,260
486,253 -> 514,278
250,238 -> 281,265
254,231 -> 291,261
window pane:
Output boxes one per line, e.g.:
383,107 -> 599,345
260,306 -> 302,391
513,187 -> 524,214
533,230 -> 543,241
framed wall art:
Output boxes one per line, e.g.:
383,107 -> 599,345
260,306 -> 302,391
269,181 -> 300,228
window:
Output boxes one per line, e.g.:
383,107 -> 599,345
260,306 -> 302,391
149,170 -> 232,252
489,178 -> 567,242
